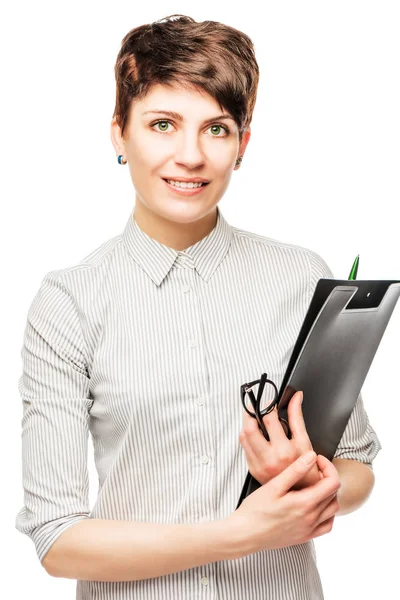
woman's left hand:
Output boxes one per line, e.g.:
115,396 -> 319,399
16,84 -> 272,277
239,391 -> 322,491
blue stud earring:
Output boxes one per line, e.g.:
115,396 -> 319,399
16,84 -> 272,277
117,155 -> 127,165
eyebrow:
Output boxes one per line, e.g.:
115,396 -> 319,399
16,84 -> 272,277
142,110 -> 235,124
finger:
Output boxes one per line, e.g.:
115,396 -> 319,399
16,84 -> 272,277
261,404 -> 289,445
316,454 -> 341,483
239,430 -> 259,469
287,391 -> 309,442
294,455 -> 341,505
309,515 -> 335,540
315,489 -> 338,513
242,412 -> 274,463
271,451 -> 318,497
315,494 -> 340,526
242,408 -> 260,432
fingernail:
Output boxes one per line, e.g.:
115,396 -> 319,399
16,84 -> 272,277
303,451 -> 316,464
299,391 -> 303,404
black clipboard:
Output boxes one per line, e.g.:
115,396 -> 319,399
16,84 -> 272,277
236,278 -> 400,510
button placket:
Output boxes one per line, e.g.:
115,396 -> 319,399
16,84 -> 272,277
198,564 -> 215,593
178,265 -> 214,526
176,251 -> 194,269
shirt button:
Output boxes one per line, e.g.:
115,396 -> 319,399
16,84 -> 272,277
196,397 -> 204,406
182,284 -> 191,293
200,576 -> 209,586
189,339 -> 197,348
200,454 -> 210,464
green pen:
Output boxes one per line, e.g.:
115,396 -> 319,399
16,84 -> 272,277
348,255 -> 359,280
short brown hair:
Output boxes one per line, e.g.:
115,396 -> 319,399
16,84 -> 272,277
112,14 -> 260,142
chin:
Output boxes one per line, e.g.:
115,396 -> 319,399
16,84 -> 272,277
149,199 -> 218,224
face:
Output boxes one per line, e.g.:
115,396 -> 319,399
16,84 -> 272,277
111,83 -> 251,225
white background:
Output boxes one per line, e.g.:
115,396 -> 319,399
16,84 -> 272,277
2,1 -> 399,598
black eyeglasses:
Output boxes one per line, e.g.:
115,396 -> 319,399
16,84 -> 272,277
241,372 -> 291,440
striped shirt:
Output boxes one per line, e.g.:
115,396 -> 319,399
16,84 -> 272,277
15,204 -> 382,599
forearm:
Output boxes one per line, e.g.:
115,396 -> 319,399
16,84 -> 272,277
44,516 -> 244,581
333,458 -> 375,517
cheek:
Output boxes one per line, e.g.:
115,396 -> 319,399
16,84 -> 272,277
129,135 -> 165,165
128,149 -> 163,186
206,144 -> 237,169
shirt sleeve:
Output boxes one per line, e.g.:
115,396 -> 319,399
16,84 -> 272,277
15,270 -> 93,566
307,250 -> 383,469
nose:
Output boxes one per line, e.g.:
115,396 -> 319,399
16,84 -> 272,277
173,130 -> 206,169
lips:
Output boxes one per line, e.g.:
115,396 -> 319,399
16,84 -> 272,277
162,178 -> 209,196
162,178 -> 210,185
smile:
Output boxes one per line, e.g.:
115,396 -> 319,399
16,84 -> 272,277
162,178 -> 210,196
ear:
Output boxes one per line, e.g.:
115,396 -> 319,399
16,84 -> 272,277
235,125 -> 251,169
110,117 -> 126,157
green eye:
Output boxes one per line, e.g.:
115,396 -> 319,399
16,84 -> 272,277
155,121 -> 169,132
210,125 -> 222,136
150,120 -> 229,136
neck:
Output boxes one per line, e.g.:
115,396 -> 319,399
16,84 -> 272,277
133,199 -> 218,251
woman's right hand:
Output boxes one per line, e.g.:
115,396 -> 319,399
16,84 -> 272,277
229,452 -> 341,555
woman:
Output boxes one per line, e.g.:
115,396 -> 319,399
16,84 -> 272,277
15,14 -> 381,599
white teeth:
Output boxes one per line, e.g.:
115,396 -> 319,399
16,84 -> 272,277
166,179 -> 204,189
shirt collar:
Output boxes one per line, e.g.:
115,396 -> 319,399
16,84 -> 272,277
122,205 -> 234,286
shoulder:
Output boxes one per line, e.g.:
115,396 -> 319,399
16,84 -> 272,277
33,232 -> 124,310
231,224 -> 334,278
55,233 -> 123,279
56,231 -> 123,280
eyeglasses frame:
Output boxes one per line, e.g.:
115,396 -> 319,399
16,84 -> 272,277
240,372 -> 291,440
